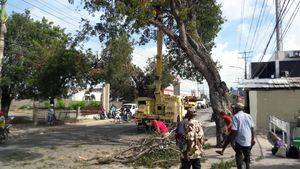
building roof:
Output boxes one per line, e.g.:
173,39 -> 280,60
238,77 -> 300,89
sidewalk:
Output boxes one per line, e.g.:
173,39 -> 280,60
201,122 -> 300,169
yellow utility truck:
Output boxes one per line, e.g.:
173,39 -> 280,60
135,18 -> 186,127
183,96 -> 198,110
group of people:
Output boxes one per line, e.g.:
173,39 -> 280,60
216,103 -> 255,169
98,105 -> 131,121
166,102 -> 255,169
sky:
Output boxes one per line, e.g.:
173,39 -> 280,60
7,0 -> 300,95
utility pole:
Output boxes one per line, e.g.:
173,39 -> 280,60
239,51 -> 252,79
0,0 -> 7,77
275,0 -> 282,78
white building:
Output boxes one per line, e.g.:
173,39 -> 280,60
70,85 -> 102,102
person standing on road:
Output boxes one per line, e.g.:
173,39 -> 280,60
216,110 -> 233,155
181,109 -> 204,169
231,103 -> 255,169
175,113 -> 189,152
47,104 -> 55,126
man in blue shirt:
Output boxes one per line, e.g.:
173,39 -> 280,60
231,103 -> 255,169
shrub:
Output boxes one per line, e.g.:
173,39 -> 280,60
67,100 -> 101,110
57,99 -> 66,109
43,101 -> 50,108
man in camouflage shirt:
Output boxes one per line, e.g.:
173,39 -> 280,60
181,109 -> 204,169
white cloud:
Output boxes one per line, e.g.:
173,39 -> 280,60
132,44 -> 167,70
217,0 -> 254,21
218,0 -> 274,22
282,3 -> 300,51
212,43 -> 244,87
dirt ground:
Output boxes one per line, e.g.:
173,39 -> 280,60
1,109 -> 299,169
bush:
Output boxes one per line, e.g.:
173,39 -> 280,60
68,101 -> 86,110
43,101 -> 51,109
67,101 -> 101,110
88,101 -> 100,108
57,99 -> 66,109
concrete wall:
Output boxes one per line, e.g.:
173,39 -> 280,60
249,91 -> 258,129
249,89 -> 300,130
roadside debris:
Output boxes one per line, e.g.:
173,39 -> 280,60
78,130 -> 181,168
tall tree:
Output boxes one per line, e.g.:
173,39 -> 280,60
71,0 -> 229,145
95,34 -> 136,101
1,12 -> 92,116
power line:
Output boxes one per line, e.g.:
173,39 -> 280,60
238,0 -> 246,51
249,0 -> 267,51
20,0 -> 78,27
252,0 -> 300,78
252,0 -> 292,54
244,0 -> 258,51
35,0 -> 81,23
253,0 -> 290,60
7,2 -> 42,19
52,0 -> 88,18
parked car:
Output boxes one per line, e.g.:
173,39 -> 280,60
122,103 -> 138,115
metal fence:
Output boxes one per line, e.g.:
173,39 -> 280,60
269,115 -> 291,147
33,108 -> 79,125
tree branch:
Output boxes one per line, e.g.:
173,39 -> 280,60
148,19 -> 179,44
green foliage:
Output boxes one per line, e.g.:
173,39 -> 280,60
1,11 -> 94,115
72,0 -> 224,83
68,101 -> 100,110
68,101 -> 86,110
203,143 -> 213,150
42,100 -> 51,109
57,99 -> 66,109
132,149 -> 180,169
211,160 -> 236,169
134,56 -> 175,97
84,100 -> 100,109
91,34 -> 136,101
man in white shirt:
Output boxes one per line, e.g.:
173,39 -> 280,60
231,103 -> 255,169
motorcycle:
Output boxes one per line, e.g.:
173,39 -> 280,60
0,117 -> 13,144
94,109 -> 106,120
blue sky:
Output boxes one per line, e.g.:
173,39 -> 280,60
7,0 -> 300,94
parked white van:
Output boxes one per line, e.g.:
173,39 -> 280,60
122,103 -> 138,115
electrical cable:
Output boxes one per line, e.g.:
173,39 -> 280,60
20,0 -> 78,27
244,0 -> 258,51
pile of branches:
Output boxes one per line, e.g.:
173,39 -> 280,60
79,130 -> 180,167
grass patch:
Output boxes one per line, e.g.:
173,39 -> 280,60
255,156 -> 264,161
6,151 -> 40,162
211,159 -> 236,169
132,148 -> 180,169
203,143 -> 213,150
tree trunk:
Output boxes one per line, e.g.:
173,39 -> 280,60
1,86 -> 12,118
150,12 -> 231,146
49,97 -> 55,106
207,78 -> 230,146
